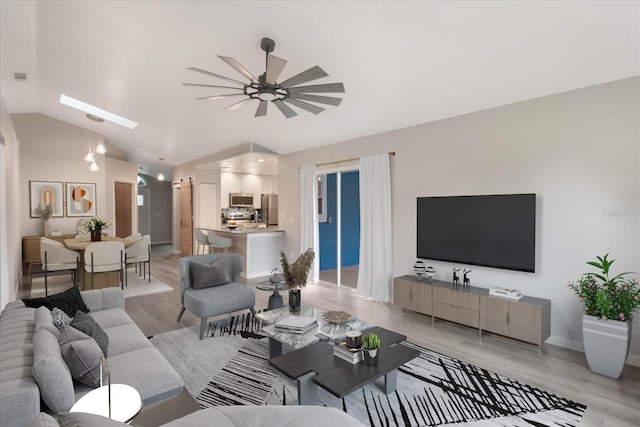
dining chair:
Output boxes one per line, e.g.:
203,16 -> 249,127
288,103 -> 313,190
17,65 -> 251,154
125,235 -> 151,283
84,241 -> 125,290
195,229 -> 211,254
40,238 -> 79,296
207,230 -> 232,253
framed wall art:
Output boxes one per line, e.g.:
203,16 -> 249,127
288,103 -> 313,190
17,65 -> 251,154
66,182 -> 97,217
29,181 -> 64,218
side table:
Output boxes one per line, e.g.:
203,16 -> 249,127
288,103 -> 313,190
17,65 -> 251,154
256,281 -> 284,310
70,383 -> 142,423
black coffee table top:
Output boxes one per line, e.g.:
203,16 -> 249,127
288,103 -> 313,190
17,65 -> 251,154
269,326 -> 420,399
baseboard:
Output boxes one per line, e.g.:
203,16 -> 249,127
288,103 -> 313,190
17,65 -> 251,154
151,240 -> 172,245
546,335 -> 640,368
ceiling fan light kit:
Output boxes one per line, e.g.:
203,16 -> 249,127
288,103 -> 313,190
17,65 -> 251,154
184,38 -> 345,118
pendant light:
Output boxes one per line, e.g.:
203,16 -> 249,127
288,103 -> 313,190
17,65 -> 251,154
85,114 -> 104,172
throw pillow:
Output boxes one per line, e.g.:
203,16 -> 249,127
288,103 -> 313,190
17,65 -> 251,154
58,412 -> 129,427
23,286 -> 89,317
58,325 -> 105,388
70,310 -> 109,356
190,258 -> 231,289
52,307 -> 73,329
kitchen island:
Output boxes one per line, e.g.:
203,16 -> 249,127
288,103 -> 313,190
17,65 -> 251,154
209,226 -> 283,279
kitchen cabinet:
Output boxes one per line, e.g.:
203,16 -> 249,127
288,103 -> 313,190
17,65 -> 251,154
261,176 -> 278,195
221,172 -> 276,209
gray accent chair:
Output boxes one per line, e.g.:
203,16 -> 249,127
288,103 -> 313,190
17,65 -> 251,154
177,253 -> 256,340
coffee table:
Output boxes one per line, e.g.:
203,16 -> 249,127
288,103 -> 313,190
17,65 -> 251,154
255,304 -> 372,358
269,326 -> 419,405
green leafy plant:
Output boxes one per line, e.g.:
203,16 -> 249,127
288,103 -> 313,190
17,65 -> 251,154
78,216 -> 113,234
279,249 -> 315,289
363,333 -> 380,351
34,204 -> 52,221
568,253 -> 640,321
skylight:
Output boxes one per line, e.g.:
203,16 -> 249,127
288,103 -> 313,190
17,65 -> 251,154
59,94 -> 138,129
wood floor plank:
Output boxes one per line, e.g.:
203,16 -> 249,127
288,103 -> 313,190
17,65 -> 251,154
20,244 -> 640,425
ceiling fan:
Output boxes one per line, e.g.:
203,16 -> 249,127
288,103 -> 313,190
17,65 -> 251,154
183,37 -> 345,118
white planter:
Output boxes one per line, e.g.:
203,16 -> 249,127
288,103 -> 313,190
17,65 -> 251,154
582,314 -> 632,379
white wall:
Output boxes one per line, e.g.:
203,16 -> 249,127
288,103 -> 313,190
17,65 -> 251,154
0,97 -> 21,310
278,77 -> 640,364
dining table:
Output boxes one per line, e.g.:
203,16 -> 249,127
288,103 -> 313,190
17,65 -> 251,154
64,237 -> 132,291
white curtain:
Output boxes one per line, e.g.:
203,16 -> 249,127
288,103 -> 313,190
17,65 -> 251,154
299,165 -> 319,283
357,153 -> 392,302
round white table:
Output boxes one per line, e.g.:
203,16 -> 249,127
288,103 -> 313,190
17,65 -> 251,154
70,383 -> 142,423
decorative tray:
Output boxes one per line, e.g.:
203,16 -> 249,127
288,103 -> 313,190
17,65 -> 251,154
321,311 -> 353,324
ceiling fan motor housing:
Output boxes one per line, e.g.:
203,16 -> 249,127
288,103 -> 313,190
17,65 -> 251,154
261,38 -> 275,53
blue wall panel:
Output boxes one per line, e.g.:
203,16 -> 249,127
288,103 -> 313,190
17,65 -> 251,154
319,171 -> 360,271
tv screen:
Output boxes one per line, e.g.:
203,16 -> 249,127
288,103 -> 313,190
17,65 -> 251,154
417,194 -> 536,273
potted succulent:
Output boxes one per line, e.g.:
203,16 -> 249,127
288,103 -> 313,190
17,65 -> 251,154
34,204 -> 52,236
279,248 -> 315,312
363,333 -> 381,366
568,253 -> 640,379
78,216 -> 113,241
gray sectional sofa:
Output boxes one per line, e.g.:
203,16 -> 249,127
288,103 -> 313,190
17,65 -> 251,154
27,405 -> 365,426
0,287 -> 183,427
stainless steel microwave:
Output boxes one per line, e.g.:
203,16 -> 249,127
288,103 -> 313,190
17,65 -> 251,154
229,193 -> 254,207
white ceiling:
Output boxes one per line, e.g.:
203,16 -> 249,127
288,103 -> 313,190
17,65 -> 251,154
2,1 -> 639,179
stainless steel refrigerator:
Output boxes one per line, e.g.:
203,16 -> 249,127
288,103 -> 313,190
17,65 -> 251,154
261,194 -> 278,225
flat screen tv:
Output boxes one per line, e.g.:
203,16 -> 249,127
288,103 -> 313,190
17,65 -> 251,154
417,194 -> 536,273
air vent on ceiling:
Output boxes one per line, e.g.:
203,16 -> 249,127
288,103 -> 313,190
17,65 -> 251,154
12,72 -> 27,81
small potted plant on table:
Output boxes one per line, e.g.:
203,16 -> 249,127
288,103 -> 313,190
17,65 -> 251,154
78,217 -> 113,241
363,333 -> 381,366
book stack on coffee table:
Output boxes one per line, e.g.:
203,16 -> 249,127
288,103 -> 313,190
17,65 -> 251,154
333,342 -> 363,364
274,316 -> 317,335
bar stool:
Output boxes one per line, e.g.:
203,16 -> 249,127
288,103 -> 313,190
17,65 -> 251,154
207,230 -> 232,253
195,229 -> 211,254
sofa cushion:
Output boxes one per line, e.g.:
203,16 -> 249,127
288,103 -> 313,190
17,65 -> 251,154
23,287 -> 90,317
190,258 -> 231,289
26,412 -> 60,427
71,310 -> 109,356
89,308 -> 135,330
57,412 -> 128,426
34,306 -> 60,337
58,325 -> 104,388
32,329 -> 75,413
52,307 -> 73,329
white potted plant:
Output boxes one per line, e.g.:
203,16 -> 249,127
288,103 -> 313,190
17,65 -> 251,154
362,332 -> 380,366
34,204 -> 52,236
78,216 -> 113,241
568,253 -> 640,378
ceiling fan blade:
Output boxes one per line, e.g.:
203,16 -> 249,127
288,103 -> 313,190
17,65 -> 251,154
223,97 -> 254,111
273,100 -> 298,119
289,93 -> 342,107
255,100 -> 268,117
279,66 -> 329,88
283,98 -> 325,115
288,83 -> 345,94
196,93 -> 246,100
266,54 -> 287,85
218,56 -> 259,83
187,67 -> 246,86
182,83 -> 244,91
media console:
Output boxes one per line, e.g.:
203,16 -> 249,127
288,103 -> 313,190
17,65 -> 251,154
393,275 -> 551,348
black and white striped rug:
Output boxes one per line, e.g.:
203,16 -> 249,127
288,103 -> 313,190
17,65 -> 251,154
186,317 -> 586,427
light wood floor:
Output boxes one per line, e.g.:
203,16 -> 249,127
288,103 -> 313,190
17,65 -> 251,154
20,245 -> 640,426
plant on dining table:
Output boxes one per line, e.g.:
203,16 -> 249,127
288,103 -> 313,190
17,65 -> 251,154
78,216 -> 113,235
567,253 -> 640,322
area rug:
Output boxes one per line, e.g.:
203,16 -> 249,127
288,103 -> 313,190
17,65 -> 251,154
151,317 -> 586,427
30,268 -> 173,298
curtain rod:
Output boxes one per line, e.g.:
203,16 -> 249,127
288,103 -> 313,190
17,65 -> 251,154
301,151 -> 396,169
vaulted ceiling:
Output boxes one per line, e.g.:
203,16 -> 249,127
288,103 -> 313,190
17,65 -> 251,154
2,1 -> 638,178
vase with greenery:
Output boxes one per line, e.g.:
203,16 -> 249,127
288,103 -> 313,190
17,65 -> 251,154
78,216 -> 113,241
568,253 -> 640,378
279,248 -> 315,312
34,204 -> 52,236
363,333 -> 381,366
